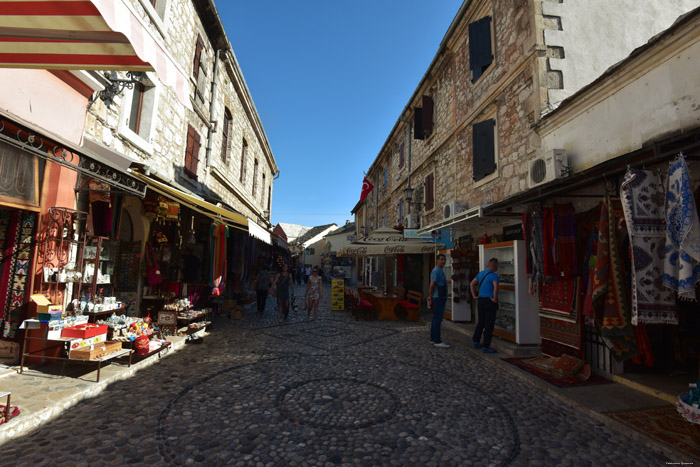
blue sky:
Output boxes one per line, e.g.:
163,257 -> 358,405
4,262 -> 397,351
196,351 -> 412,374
215,1 -> 463,228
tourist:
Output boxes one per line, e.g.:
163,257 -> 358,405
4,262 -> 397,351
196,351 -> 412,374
254,267 -> 272,315
305,266 -> 323,320
304,264 -> 311,284
470,258 -> 500,354
427,254 -> 449,348
270,263 -> 294,321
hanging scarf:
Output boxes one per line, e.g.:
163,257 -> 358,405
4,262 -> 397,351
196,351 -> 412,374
542,207 -> 557,278
210,222 -> 228,294
530,211 -> 544,284
555,203 -> 577,277
590,196 -> 638,360
620,168 -> 677,324
663,154 -> 700,300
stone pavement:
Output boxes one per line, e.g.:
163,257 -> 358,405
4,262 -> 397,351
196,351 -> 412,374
0,282 -> 690,466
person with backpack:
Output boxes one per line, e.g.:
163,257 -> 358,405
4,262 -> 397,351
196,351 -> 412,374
470,257 -> 500,353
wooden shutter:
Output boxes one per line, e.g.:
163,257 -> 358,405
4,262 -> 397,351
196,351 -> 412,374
425,173 -> 434,211
472,119 -> 496,182
193,34 -> 204,79
191,130 -> 200,175
221,110 -> 231,164
468,16 -> 493,82
185,125 -> 200,178
414,108 -> 424,140
422,95 -> 434,135
399,142 -> 405,168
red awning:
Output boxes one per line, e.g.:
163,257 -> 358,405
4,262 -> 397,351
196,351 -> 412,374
0,0 -> 189,107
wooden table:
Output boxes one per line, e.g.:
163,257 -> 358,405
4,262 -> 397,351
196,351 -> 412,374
357,286 -> 375,301
368,292 -> 400,322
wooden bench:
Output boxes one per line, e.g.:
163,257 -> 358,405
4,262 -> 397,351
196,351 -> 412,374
397,290 -> 422,322
348,289 -> 375,321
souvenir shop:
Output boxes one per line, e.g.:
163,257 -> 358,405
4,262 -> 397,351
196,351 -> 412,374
488,143 -> 700,387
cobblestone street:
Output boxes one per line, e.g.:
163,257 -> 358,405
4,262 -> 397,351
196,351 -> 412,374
5,283 -> 669,466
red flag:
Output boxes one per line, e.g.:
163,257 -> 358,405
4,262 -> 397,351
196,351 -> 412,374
360,176 -> 374,202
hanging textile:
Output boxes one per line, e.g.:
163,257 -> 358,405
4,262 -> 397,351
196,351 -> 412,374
0,210 -> 37,339
663,154 -> 700,300
620,168 -> 677,324
530,212 -> 545,284
555,203 -> 578,277
590,196 -> 638,360
631,323 -> 655,368
540,278 -> 577,316
540,278 -> 582,349
210,222 -> 229,294
542,207 -> 557,278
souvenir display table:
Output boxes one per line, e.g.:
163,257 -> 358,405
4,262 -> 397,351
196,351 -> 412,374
177,310 -> 211,334
19,319 -> 133,382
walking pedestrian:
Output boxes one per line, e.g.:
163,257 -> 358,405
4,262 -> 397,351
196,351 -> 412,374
427,254 -> 450,348
254,267 -> 272,315
305,266 -> 323,320
270,263 -> 295,321
296,265 -> 303,285
470,258 -> 500,353
304,265 -> 311,284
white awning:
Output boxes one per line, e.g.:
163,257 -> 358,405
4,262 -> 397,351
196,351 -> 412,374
337,227 -> 443,257
248,221 -> 272,245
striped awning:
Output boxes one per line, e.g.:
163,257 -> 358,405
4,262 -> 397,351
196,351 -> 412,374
0,0 -> 189,107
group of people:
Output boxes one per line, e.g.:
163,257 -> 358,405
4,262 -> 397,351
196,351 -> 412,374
428,253 -> 501,353
254,263 -> 323,321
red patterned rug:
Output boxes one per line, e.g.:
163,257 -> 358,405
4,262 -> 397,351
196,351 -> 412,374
502,357 -> 612,388
540,278 -> 576,314
606,405 -> 700,461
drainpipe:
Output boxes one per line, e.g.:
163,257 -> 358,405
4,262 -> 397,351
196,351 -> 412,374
205,49 -> 223,168
406,120 -> 412,215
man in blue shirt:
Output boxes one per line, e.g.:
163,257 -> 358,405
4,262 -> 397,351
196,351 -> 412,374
470,258 -> 500,353
427,254 -> 449,348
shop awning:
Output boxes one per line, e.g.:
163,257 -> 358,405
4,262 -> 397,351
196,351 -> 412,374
131,171 -> 248,231
418,205 -> 520,238
337,227 -> 443,257
0,110 -> 147,197
248,220 -> 272,245
0,0 -> 189,107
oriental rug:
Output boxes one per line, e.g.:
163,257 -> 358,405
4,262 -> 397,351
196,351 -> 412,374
605,405 -> 700,461
540,278 -> 576,316
502,357 -> 612,388
555,203 -> 577,277
663,154 -> 700,300
621,168 -> 676,325
591,197 -> 637,361
540,319 -> 582,350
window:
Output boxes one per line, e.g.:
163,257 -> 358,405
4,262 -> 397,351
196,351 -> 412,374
184,125 -> 200,178
193,34 -> 204,80
399,142 -> 405,168
469,16 -> 494,83
398,198 -> 404,223
261,173 -> 266,200
383,166 -> 387,187
267,185 -> 271,211
221,108 -> 232,164
252,159 -> 259,196
424,173 -> 434,211
239,139 -> 248,182
413,95 -> 434,140
382,212 -> 386,227
128,83 -> 145,134
472,119 -> 496,182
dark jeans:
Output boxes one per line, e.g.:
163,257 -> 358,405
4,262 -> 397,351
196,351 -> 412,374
474,297 -> 499,348
256,289 -> 268,314
430,297 -> 447,343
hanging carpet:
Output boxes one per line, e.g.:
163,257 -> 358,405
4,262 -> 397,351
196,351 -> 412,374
539,277 -> 577,316
590,196 -> 638,361
663,154 -> 700,300
0,209 -> 37,340
621,168 -> 677,324
540,278 -> 582,349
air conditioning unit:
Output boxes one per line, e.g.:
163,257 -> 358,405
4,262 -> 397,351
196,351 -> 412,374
404,213 -> 420,229
527,149 -> 569,188
443,201 -> 464,219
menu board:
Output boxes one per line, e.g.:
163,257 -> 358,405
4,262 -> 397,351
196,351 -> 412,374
116,241 -> 141,291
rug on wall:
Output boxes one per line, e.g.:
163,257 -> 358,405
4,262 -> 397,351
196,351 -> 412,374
606,405 -> 700,461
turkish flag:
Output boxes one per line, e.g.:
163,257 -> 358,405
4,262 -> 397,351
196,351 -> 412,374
360,176 -> 374,202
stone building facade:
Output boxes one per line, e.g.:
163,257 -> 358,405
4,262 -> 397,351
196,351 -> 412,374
357,0 -> 698,237
84,0 -> 277,228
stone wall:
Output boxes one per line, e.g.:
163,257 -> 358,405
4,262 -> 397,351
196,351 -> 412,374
84,0 -> 276,226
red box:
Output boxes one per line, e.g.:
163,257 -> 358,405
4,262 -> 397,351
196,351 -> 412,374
61,324 -> 109,339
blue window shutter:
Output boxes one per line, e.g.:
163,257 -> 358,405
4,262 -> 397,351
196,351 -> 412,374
473,119 -> 496,182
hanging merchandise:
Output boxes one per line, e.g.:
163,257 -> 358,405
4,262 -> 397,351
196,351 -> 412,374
555,203 -> 578,277
144,193 -> 159,221
210,222 -> 228,295
590,196 -> 638,360
165,200 -> 180,222
663,154 -> 700,300
620,168 -> 677,324
145,242 -> 163,287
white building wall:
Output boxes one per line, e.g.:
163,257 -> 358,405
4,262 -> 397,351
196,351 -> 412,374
543,0 -> 700,109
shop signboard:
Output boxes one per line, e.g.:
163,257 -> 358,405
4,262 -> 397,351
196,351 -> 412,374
331,279 -> 344,311
403,229 -> 432,239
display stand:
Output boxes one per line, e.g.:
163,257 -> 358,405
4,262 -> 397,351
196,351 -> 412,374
479,240 -> 539,344
444,248 -> 471,322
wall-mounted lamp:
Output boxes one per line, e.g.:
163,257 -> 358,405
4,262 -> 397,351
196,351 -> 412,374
94,71 -> 146,108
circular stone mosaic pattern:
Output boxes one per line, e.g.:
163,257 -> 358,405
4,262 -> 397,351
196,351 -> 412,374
276,377 -> 399,429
